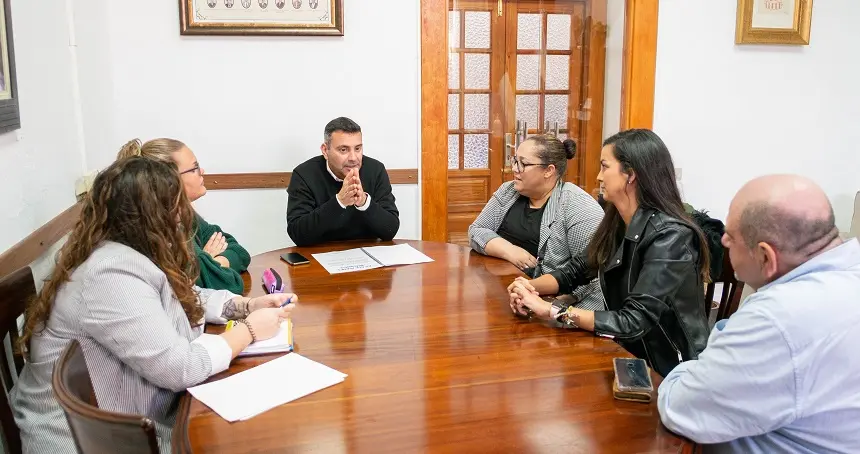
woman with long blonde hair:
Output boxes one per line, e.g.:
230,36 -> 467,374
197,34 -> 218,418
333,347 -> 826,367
116,138 -> 251,294
11,157 -> 297,453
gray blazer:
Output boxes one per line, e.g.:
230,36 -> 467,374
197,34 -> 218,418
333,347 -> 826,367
10,241 -> 236,454
468,181 -> 606,310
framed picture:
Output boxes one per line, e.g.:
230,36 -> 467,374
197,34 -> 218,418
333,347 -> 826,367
0,0 -> 19,134
736,0 -> 813,45
179,0 -> 343,36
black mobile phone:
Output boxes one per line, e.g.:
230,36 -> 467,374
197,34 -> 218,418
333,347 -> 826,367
613,358 -> 653,393
280,252 -> 310,266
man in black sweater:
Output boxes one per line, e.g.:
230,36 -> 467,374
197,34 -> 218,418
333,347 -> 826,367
286,117 -> 400,246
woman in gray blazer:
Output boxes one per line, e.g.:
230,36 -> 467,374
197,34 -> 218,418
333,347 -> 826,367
468,135 -> 605,310
11,157 -> 298,454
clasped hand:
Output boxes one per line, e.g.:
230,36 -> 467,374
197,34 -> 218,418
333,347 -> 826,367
336,168 -> 367,207
507,277 -> 552,319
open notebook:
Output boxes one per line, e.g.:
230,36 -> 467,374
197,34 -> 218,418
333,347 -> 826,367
311,243 -> 434,274
228,319 -> 293,357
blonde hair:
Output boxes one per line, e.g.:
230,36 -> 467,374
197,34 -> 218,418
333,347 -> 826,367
117,138 -> 187,167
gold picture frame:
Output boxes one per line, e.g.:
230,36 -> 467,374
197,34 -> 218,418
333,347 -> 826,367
179,0 -> 343,36
736,0 -> 812,45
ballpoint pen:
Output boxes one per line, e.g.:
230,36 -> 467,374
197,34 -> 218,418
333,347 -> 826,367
280,295 -> 294,308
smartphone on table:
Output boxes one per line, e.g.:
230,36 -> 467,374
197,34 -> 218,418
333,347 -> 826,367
612,357 -> 653,402
280,252 -> 310,266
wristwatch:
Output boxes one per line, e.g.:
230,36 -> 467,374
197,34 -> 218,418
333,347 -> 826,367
551,299 -> 579,328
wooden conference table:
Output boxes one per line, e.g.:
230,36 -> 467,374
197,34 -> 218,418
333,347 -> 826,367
174,240 -> 693,453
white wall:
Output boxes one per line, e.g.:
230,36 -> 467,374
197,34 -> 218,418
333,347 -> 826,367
74,0 -> 422,255
654,0 -> 860,230
602,0 -> 625,140
0,0 -> 85,278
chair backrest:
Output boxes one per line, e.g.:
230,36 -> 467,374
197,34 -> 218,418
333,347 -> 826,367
705,249 -> 746,321
52,340 -> 159,454
0,267 -> 35,454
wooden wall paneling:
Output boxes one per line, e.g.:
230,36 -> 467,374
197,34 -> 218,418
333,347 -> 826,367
488,1 -> 507,192
582,0 -> 608,195
620,0 -> 659,130
0,203 -> 82,278
204,172 -> 292,190
567,3 -> 587,186
421,0 -> 449,242
203,169 -> 418,190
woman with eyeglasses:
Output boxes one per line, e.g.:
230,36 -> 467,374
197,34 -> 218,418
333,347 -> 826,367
117,139 -> 250,294
509,129 -> 711,377
468,135 -> 605,310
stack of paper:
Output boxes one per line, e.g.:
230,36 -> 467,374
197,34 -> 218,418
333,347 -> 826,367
311,248 -> 383,274
238,319 -> 293,357
312,243 -> 434,274
362,244 -> 435,267
188,353 -> 347,422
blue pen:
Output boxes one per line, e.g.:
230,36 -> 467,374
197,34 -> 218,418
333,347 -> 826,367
280,296 -> 293,308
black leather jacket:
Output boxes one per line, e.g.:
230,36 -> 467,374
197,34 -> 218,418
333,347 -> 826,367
549,207 -> 710,377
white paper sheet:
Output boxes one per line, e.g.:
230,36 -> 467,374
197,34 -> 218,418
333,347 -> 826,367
311,248 -> 383,274
361,244 -> 435,266
188,353 -> 347,422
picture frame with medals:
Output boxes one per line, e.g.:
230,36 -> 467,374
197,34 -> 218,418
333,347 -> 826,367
179,0 -> 343,36
0,0 -> 19,134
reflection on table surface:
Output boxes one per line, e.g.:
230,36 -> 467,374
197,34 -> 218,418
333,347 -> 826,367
175,240 -> 691,454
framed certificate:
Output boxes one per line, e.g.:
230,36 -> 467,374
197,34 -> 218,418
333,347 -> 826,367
735,0 -> 813,45
179,0 -> 344,36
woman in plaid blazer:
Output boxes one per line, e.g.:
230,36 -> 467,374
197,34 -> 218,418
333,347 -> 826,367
469,135 -> 605,310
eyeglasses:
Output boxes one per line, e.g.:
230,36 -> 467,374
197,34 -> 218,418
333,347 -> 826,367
180,164 -> 200,176
509,155 -> 544,173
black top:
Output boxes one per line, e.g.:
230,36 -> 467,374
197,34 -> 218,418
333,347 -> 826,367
286,155 -> 400,246
497,195 -> 546,257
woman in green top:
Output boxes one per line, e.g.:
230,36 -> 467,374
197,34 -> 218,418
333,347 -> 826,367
117,138 -> 251,294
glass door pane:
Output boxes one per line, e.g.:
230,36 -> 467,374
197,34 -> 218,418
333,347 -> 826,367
447,6 -> 497,171
446,0 -> 624,244
504,1 -> 585,184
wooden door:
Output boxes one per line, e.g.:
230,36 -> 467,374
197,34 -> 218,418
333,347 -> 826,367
446,0 -> 605,245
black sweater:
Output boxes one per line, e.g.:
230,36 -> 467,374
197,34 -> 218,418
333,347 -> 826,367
286,155 -> 400,246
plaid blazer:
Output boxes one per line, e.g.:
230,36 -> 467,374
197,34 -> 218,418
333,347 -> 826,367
469,181 -> 606,310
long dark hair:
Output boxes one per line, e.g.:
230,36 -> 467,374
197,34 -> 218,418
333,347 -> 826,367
586,129 -> 711,281
19,157 -> 202,356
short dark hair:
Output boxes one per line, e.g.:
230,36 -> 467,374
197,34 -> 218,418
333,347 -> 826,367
739,202 -> 837,254
324,117 -> 361,144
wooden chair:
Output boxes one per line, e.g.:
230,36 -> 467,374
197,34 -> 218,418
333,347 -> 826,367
0,266 -> 36,454
705,249 -> 746,322
52,340 -> 159,454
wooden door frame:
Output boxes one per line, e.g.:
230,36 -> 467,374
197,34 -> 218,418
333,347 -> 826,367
420,0 -> 659,241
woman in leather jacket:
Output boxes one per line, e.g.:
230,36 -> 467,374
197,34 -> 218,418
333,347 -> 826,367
509,129 -> 711,377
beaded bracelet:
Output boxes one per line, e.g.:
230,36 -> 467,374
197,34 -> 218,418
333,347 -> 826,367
237,319 -> 257,343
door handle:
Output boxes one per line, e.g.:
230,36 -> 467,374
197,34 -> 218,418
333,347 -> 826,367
503,132 -> 514,180
543,120 -> 560,136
